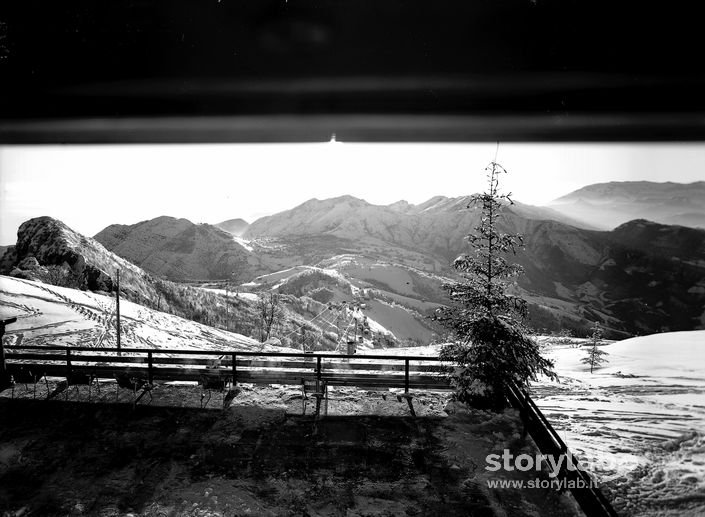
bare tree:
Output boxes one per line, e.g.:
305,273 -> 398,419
256,292 -> 282,342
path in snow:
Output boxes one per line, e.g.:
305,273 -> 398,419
534,332 -> 705,517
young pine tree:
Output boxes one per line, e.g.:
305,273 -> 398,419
435,161 -> 556,409
581,324 -> 609,374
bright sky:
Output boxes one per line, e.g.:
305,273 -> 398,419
1,142 -> 704,245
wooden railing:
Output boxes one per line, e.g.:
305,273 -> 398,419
1,344 -> 449,393
506,383 -> 619,517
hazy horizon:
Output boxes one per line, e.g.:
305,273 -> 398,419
1,142 -> 704,245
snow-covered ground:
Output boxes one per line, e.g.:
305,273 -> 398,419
0,275 -> 288,353
534,331 -> 705,517
372,335 -> 705,516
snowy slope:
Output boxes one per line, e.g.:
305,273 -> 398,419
534,331 -> 705,517
0,275 -> 288,353
370,334 -> 705,516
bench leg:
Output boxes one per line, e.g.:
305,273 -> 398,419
397,393 -> 416,418
201,390 -> 212,409
134,388 -> 150,407
406,397 -> 416,418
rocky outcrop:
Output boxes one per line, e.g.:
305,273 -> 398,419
0,217 -> 115,291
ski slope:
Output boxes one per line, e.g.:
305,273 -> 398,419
0,275 -> 286,353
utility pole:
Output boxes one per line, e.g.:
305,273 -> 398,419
225,281 -> 229,331
116,269 -> 121,355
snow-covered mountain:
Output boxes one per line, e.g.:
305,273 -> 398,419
547,181 -> 705,230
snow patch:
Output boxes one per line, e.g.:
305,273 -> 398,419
231,236 -> 253,252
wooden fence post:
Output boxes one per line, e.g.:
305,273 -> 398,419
231,353 -> 237,386
147,351 -> 153,384
316,356 -> 322,389
404,359 -> 410,394
116,270 -> 121,356
0,317 -> 17,391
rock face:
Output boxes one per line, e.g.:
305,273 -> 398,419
547,181 -> 705,230
95,216 -> 253,281
0,216 -> 114,291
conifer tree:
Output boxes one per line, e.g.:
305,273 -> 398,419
581,323 -> 609,373
435,161 -> 556,409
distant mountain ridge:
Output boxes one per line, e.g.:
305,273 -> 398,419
216,218 -> 250,237
245,195 -> 591,259
85,186 -> 705,337
95,216 -> 253,281
243,194 -> 705,336
547,181 -> 705,230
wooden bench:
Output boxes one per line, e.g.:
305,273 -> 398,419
301,378 -> 327,417
8,366 -> 48,399
199,361 -> 231,409
115,371 -> 153,408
